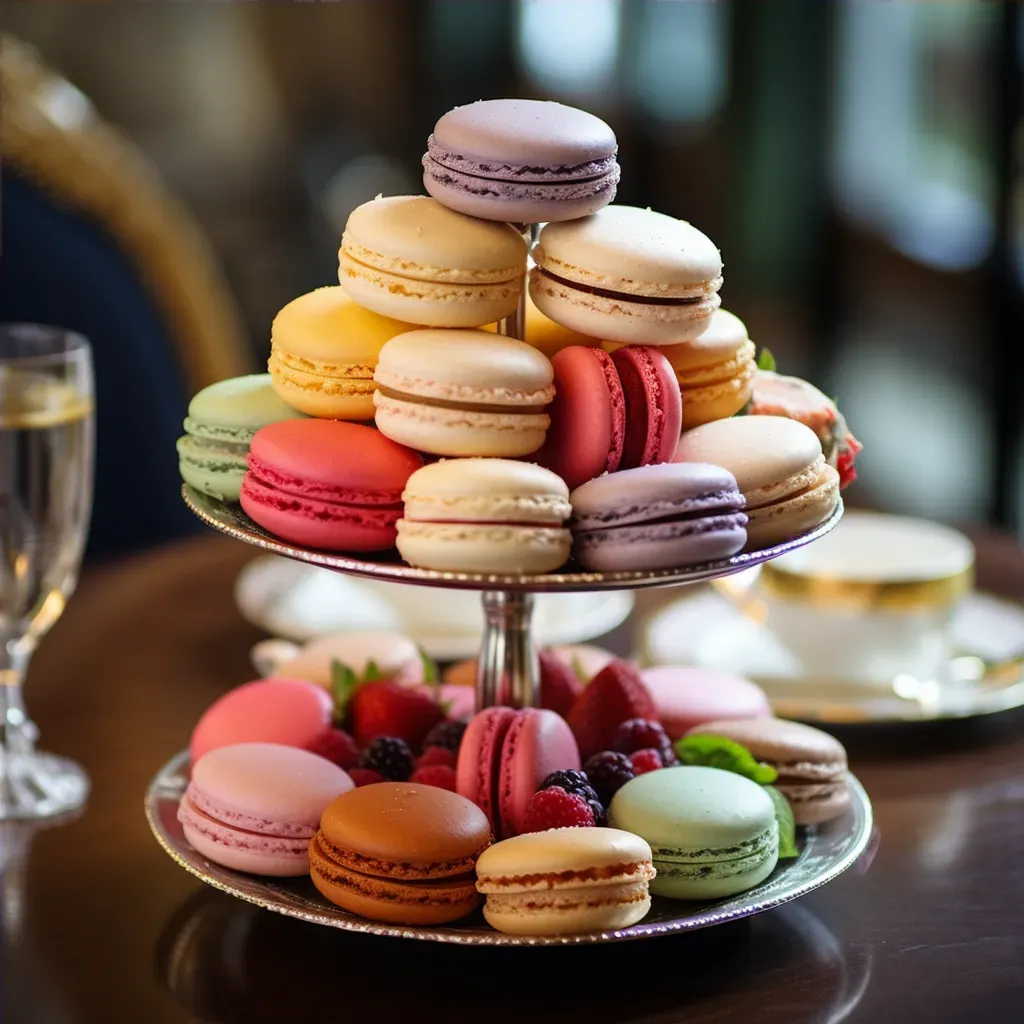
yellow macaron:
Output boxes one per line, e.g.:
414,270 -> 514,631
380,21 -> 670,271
268,286 -> 419,420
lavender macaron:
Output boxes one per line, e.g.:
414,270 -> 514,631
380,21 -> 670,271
422,99 -> 619,223
569,463 -> 747,572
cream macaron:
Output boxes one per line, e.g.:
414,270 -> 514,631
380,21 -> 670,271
675,415 -> 839,549
397,459 -> 571,575
530,206 -> 723,345
374,329 -> 555,457
475,827 -> 655,935
268,286 -> 419,419
338,195 -> 527,327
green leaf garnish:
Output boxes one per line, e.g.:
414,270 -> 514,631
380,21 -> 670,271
571,655 -> 591,685
757,348 -> 777,372
330,659 -> 360,722
362,659 -> 385,683
419,647 -> 439,686
439,699 -> 454,716
675,734 -> 779,785
764,785 -> 798,859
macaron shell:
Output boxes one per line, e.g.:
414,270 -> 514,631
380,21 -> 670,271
530,266 -> 720,346
744,463 -> 839,549
644,668 -> 772,740
498,708 -> 581,838
610,346 -> 683,469
267,352 -> 378,420
186,374 -> 305,435
482,886 -> 651,935
457,707 -> 517,832
523,293 -> 603,356
779,781 -> 851,826
279,632 -> 423,690
177,436 -> 248,502
397,521 -> 571,575
533,346 -> 625,491
648,841 -> 778,900
679,367 -> 756,430
189,679 -> 334,762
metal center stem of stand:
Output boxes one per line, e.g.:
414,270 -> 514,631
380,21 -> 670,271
476,591 -> 538,709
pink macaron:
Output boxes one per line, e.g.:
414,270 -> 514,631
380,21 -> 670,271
641,665 -> 772,740
189,678 -> 334,763
534,345 -> 625,491
240,419 -> 422,551
456,706 -> 580,839
611,346 -> 683,469
178,743 -> 353,876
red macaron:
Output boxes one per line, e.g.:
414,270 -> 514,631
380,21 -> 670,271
611,345 -> 683,469
534,346 -> 626,491
240,419 -> 422,551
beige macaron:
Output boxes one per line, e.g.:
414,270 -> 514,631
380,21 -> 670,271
675,415 -> 839,549
529,206 -> 722,345
339,196 -> 527,327
476,827 -> 655,936
397,458 -> 571,575
374,329 -> 554,457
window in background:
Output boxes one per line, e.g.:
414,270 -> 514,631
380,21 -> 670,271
833,0 -> 999,272
515,0 -> 620,100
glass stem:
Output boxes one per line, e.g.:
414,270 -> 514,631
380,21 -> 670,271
0,642 -> 35,759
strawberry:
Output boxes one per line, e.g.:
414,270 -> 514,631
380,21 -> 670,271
567,659 -> 656,760
538,649 -> 583,719
306,727 -> 360,770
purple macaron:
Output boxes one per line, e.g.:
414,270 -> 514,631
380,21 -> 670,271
569,463 -> 747,572
422,99 -> 619,223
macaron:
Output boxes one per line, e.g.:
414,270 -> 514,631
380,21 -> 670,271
457,706 -> 581,839
240,419 -> 422,552
530,206 -> 723,345
533,346 -> 625,491
397,459 -> 572,575
338,195 -> 527,327
569,463 -> 748,573
609,765 -> 779,899
657,308 -> 757,429
178,743 -> 353,877
523,292 -> 602,357
309,782 -> 490,924
476,827 -> 655,936
422,98 -> 619,223
675,416 -> 840,550
685,717 -> 850,825
277,632 -> 424,690
189,678 -> 335,763
611,345 -> 683,469
640,666 -> 772,740
373,329 -> 555,457
268,286 -> 419,420
176,374 -> 305,502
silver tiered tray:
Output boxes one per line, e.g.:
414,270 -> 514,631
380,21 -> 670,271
147,485 -> 870,945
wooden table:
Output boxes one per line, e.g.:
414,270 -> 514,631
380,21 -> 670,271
5,533 -> 1024,1023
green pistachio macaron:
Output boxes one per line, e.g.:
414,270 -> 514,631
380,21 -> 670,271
177,374 -> 305,501
609,765 -> 779,899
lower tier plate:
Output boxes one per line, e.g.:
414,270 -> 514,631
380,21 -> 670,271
146,750 -> 873,947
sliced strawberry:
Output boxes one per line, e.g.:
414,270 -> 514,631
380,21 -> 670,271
538,650 -> 583,719
567,659 -> 656,760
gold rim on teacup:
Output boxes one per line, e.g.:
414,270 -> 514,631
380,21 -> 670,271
757,563 -> 974,612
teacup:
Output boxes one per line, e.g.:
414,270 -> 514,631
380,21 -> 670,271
724,511 -> 975,685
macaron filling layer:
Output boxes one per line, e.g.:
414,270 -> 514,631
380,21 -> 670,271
340,236 -> 522,286
182,418 -> 256,447
651,825 -> 779,879
376,385 -> 551,415
482,879 -> 650,913
573,491 -> 746,532
423,156 -> 620,203
537,267 -> 710,306
476,860 -> 655,893
269,350 -> 377,386
245,454 -> 404,507
425,137 -> 618,182
314,833 -> 484,881
177,796 -> 311,858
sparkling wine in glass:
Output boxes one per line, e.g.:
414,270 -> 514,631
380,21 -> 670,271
0,324 -> 95,819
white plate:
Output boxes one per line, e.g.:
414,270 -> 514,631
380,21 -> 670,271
235,555 -> 634,660
642,586 -> 1024,723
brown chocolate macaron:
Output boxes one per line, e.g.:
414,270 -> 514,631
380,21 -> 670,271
310,782 -> 491,925
684,717 -> 850,825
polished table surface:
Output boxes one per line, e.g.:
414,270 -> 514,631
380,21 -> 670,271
5,532 -> 1024,1023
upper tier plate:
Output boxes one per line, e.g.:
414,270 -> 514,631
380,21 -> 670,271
183,485 -> 843,593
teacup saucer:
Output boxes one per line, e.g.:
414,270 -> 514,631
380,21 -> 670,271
641,585 -> 1024,723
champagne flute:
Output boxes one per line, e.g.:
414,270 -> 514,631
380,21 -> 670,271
0,324 -> 95,819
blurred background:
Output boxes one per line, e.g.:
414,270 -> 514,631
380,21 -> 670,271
2,0 -> 1022,558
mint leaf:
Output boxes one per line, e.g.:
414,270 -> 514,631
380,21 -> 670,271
571,655 -> 590,684
419,647 -> 439,686
330,659 -> 360,722
362,659 -> 385,683
675,734 -> 779,785
757,348 -> 777,372
439,699 -> 454,716
764,785 -> 798,859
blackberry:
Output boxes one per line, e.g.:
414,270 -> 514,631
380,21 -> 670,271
612,719 -> 671,755
587,798 -> 608,827
583,751 -> 635,804
422,719 -> 467,753
541,770 -> 606,825
360,737 -> 414,781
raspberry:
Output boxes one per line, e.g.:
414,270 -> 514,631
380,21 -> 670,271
348,768 -> 384,788
409,765 -> 457,791
359,737 -> 414,781
540,769 -> 606,827
630,748 -> 663,775
306,728 -> 360,770
522,787 -> 595,833
583,751 -> 635,804
613,719 -> 671,756
417,746 -> 457,769
422,719 -> 467,753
